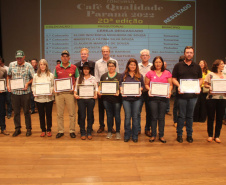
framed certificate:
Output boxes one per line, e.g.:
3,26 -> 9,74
100,81 -> 118,95
0,79 -> 6,92
180,79 -> 200,93
211,79 -> 226,93
54,78 -> 73,92
34,83 -> 51,96
10,78 -> 25,90
78,84 -> 95,98
149,82 -> 169,97
122,82 -> 141,96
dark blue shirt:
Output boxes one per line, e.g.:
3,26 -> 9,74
119,72 -> 144,101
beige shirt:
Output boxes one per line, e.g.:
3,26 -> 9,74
205,72 -> 226,99
32,72 -> 54,102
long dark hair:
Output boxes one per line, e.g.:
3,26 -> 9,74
151,56 -> 165,72
123,58 -> 141,81
78,66 -> 91,84
211,59 -> 223,73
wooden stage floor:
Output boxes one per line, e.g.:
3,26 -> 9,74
1,100 -> 226,185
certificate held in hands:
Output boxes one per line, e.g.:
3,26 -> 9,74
0,79 -> 6,92
54,78 -> 73,92
122,82 -> 141,96
10,78 -> 25,90
100,81 -> 118,95
211,79 -> 226,93
180,79 -> 200,93
78,85 -> 95,98
34,83 -> 51,96
149,82 -> 169,97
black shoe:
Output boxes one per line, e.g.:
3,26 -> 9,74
149,137 -> 155,143
177,136 -> 183,143
97,127 -> 104,133
26,129 -> 32,137
132,139 -> 138,143
124,138 -> 130,142
70,132 -> 76,138
56,133 -> 64,138
12,129 -> 21,137
159,138 -> 167,143
186,136 -> 193,143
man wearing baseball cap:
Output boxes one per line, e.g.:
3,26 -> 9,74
7,50 -> 34,137
54,50 -> 79,138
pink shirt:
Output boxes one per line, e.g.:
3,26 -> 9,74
146,70 -> 172,83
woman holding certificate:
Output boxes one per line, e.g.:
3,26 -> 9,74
204,59 -> 226,143
145,56 -> 173,143
193,60 -> 210,122
32,59 -> 54,137
74,62 -> 97,140
99,60 -> 122,140
120,58 -> 144,143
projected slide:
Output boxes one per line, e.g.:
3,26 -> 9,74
42,0 -> 196,72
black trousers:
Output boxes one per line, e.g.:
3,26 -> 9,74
11,93 -> 31,130
206,99 -> 226,138
36,101 -> 54,132
193,90 -> 208,122
98,96 -> 105,128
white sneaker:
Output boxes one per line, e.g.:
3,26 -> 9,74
115,132 -> 121,140
106,132 -> 112,139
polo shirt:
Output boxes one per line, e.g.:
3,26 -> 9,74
100,72 -> 122,103
54,62 -> 79,84
8,61 -> 34,95
172,61 -> 202,99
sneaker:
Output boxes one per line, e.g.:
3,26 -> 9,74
40,132 -> 46,137
81,135 -> 86,140
115,132 -> 121,140
47,132 -> 52,137
106,132 -> 112,139
87,135 -> 92,140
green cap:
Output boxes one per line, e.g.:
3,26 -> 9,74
15,50 -> 25,58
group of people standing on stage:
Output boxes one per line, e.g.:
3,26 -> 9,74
0,46 -> 225,144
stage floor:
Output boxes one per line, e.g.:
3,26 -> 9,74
0,100 -> 226,185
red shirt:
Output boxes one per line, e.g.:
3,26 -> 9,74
55,63 -> 79,84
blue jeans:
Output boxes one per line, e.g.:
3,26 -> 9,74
177,98 -> 197,136
123,99 -> 142,140
0,92 -> 6,131
173,97 -> 178,123
139,91 -> 151,131
103,101 -> 121,133
149,98 -> 167,138
77,99 -> 95,136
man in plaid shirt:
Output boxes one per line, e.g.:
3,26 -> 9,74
7,50 -> 34,137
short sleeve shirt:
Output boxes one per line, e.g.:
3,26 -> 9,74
204,72 -> 226,99
54,62 -> 79,85
8,61 -> 34,95
100,72 -> 122,103
172,61 -> 202,99
146,70 -> 172,83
